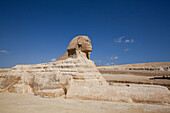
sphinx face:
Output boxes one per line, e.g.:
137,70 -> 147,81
66,36 -> 92,59
78,36 -> 92,52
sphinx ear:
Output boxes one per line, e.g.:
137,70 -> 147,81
77,38 -> 82,49
77,39 -> 82,45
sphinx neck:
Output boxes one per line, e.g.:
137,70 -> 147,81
68,49 -> 91,60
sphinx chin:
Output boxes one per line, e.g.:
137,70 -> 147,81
82,47 -> 92,52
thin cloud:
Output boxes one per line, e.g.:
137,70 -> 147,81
124,48 -> 129,52
0,50 -> 8,53
50,58 -> 56,62
114,36 -> 135,44
125,40 -> 130,43
125,39 -> 135,43
131,39 -> 135,43
114,36 -> 125,43
105,62 -> 115,66
110,56 -> 119,60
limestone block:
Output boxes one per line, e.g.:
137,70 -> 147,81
35,89 -> 65,98
66,84 -> 170,104
8,84 -> 33,94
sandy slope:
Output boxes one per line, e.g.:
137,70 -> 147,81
0,93 -> 170,113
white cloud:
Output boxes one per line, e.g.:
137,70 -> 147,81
94,60 -> 102,63
131,39 -> 135,43
110,56 -> 119,60
114,56 -> 118,59
50,58 -> 56,62
114,36 -> 125,43
125,40 -> 130,43
0,50 -> 8,53
105,62 -> 115,66
124,48 -> 129,52
125,39 -> 135,43
114,36 -> 135,44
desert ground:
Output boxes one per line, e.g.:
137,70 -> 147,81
0,62 -> 170,113
97,62 -> 170,89
0,92 -> 170,113
102,74 -> 170,89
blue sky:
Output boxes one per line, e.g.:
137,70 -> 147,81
0,0 -> 170,68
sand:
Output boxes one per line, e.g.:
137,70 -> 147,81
0,93 -> 170,113
102,74 -> 170,89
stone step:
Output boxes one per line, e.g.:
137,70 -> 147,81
60,69 -> 77,72
72,73 -> 100,79
60,72 -> 77,76
56,64 -> 76,68
77,68 -> 98,73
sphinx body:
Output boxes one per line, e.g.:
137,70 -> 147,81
0,36 -> 170,104
0,36 -> 107,97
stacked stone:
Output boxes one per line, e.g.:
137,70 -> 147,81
63,57 -> 107,86
1,54 -> 107,98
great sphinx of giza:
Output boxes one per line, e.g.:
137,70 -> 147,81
0,36 -> 107,97
57,36 -> 92,61
0,36 -> 170,104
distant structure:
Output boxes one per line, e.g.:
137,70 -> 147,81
98,62 -> 170,72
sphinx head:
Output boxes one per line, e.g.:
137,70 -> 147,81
67,36 -> 92,59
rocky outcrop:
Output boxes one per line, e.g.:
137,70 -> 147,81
66,84 -> 170,104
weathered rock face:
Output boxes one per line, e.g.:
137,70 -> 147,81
1,35 -> 170,104
0,36 -> 107,98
